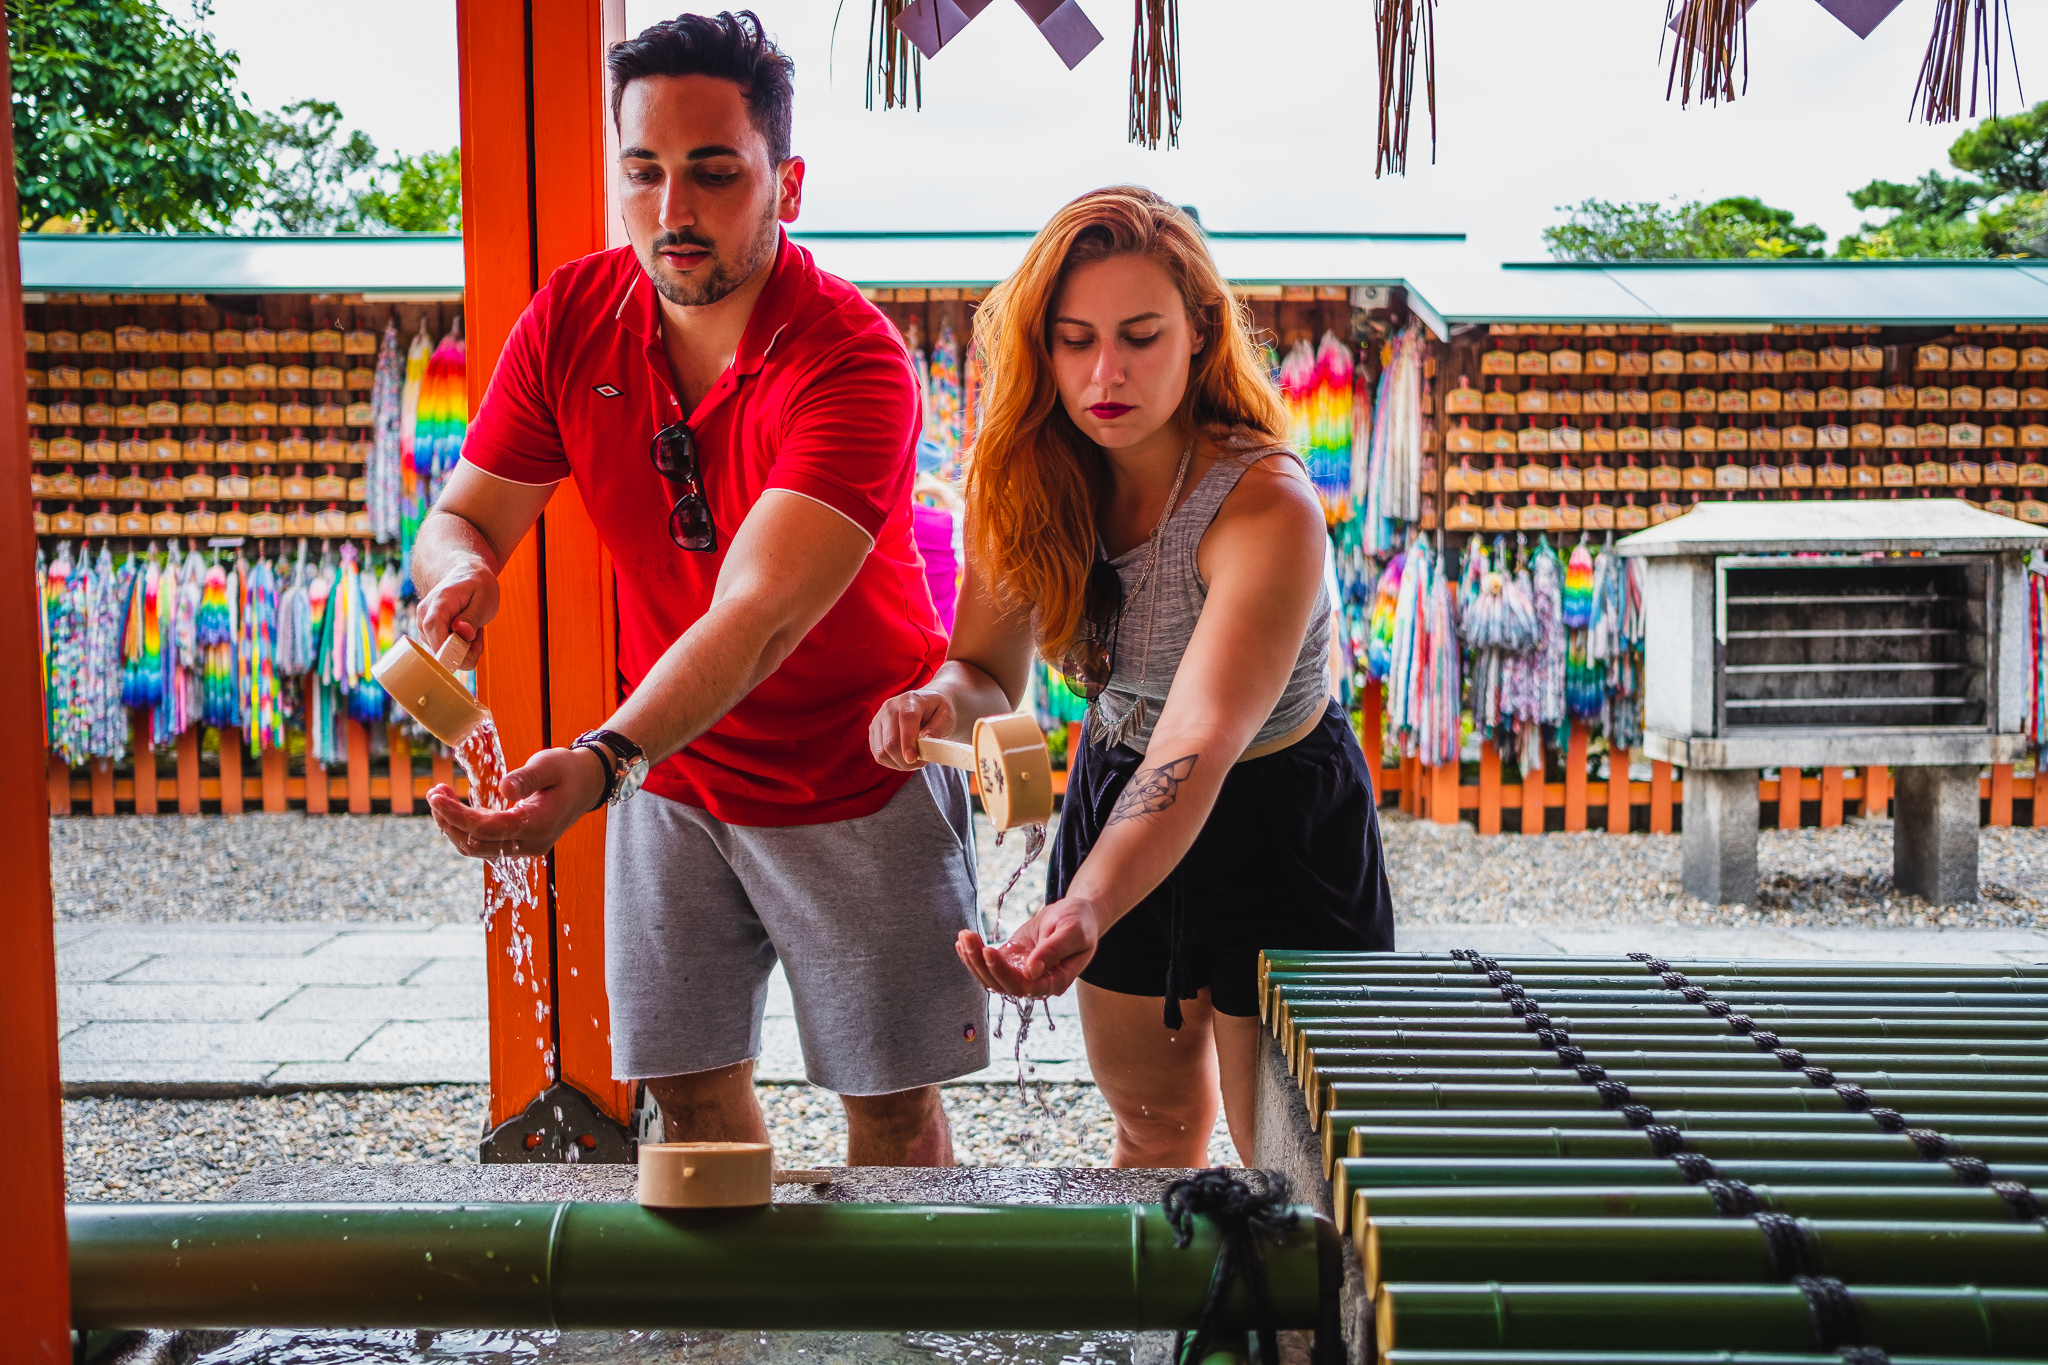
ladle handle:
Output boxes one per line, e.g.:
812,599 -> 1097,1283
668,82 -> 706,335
436,632 -> 471,671
916,737 -> 976,770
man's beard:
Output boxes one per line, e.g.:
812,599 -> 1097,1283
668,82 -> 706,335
641,203 -> 779,308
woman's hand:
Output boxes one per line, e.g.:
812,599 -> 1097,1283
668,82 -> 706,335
869,688 -> 958,770
425,746 -> 607,861
955,894 -> 1109,998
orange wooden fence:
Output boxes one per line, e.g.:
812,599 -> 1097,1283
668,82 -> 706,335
1359,681 -> 2033,833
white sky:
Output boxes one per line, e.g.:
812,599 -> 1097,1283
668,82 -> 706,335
195,0 -> 2045,258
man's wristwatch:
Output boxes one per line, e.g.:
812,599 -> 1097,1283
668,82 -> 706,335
571,729 -> 649,809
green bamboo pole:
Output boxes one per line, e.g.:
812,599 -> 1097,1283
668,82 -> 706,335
1258,951 -> 2048,978
67,1201 -> 1323,1332
1360,1217 -> 2048,1298
1315,1083 -> 2045,1126
1346,1183 -> 2048,1229
1378,1353 -> 2007,1365
1287,1028 -> 2048,1059
1300,1047 -> 2048,1076
1269,972 -> 2048,997
1336,1122 -> 2048,1169
1375,1283 -> 2048,1355
1324,1108 -> 2048,1137
1275,985 -> 2048,1011
1331,1158 -> 2048,1205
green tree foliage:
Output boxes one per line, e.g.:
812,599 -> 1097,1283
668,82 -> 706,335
1837,101 -> 2048,257
247,99 -> 380,232
7,0 -> 264,231
356,148 -> 462,232
1544,197 -> 1827,261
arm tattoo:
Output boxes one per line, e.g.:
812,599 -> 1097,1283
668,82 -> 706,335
1105,754 -> 1199,829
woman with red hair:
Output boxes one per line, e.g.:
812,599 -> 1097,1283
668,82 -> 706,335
870,186 -> 1394,1165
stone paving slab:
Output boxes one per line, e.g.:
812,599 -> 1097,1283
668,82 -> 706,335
58,982 -> 298,1023
265,983 -> 490,1021
62,1020 -> 379,1066
299,924 -> 488,958
55,943 -> 157,983
114,954 -> 436,985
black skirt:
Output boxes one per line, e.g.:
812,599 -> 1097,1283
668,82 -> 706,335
1049,704 -> 1396,1026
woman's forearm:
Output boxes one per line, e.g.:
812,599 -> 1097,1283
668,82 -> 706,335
1059,721 -> 1236,927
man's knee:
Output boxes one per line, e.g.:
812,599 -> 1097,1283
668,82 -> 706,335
646,1060 -> 759,1137
841,1084 -> 943,1129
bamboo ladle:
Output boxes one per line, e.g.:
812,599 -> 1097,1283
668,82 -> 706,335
916,712 -> 1054,832
371,634 -> 486,748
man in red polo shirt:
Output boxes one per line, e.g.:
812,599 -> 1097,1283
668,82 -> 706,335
415,11 -> 985,1165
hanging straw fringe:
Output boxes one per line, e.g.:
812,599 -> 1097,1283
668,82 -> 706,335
1663,0 -> 1751,109
1374,0 -> 1437,178
1129,0 -> 1181,150
1913,0 -> 2022,124
867,0 -> 922,112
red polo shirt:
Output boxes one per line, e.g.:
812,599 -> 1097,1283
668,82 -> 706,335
462,232 -> 944,826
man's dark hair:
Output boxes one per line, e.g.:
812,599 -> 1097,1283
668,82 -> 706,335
607,11 -> 795,165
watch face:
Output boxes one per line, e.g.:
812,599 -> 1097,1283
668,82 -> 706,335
612,757 -> 649,805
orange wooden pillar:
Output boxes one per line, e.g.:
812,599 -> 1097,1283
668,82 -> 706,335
0,13 -> 75,1341
132,713 -> 158,813
346,719 -> 373,814
389,728 -> 415,815
1819,766 -> 1844,828
1776,767 -> 1801,830
219,727 -> 245,815
1606,747 -> 1632,835
176,727 -> 202,814
261,744 -> 289,812
1649,760 -> 1674,834
1989,763 -> 2014,827
1562,723 -> 1589,833
1431,760 -> 1459,827
45,751 -> 69,816
89,757 -> 114,815
1520,749 -> 1546,835
1477,741 -> 1502,835
460,0 -> 635,1150
1862,764 -> 1890,820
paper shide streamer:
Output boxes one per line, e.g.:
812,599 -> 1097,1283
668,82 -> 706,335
1129,0 -> 1181,150
1374,0 -> 1437,178
1663,0 -> 1752,109
1913,0 -> 2022,124
868,0 -> 923,111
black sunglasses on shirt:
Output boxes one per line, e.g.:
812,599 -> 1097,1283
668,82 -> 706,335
650,420 -> 716,552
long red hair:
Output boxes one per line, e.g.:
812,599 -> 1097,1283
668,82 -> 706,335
964,185 -> 1286,662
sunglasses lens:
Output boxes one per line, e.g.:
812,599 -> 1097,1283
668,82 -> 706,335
670,496 -> 715,551
652,425 -> 695,479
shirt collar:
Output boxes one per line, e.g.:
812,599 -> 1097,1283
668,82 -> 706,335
616,228 -> 802,377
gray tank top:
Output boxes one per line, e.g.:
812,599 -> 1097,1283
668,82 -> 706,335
1088,443 -> 1332,754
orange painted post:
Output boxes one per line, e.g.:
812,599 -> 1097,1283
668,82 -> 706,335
1477,741 -> 1502,835
1649,760 -> 1674,834
1607,747 -> 1632,834
218,728 -> 244,815
432,750 -> 455,795
389,728 -> 415,814
1520,752 -> 1546,835
1862,763 -> 1890,819
1990,763 -> 2014,828
1563,723 -> 1589,832
1776,767 -> 1801,830
346,719 -> 373,814
90,757 -> 114,815
0,15 -> 76,1338
176,728 -> 201,814
261,745 -> 288,812
46,751 -> 69,816
132,714 -> 157,814
1432,761 -> 1460,827
1819,766 -> 1844,828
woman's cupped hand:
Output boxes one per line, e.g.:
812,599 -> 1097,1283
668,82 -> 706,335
956,894 -> 1107,998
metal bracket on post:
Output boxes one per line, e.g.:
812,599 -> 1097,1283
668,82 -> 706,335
478,1081 -> 637,1164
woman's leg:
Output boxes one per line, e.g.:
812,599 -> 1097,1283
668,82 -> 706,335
1211,1010 -> 1264,1166
1078,981 -> 1219,1167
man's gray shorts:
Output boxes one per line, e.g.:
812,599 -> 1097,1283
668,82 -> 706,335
604,766 -> 989,1095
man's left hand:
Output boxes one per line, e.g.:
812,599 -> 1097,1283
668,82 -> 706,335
426,746 -> 607,861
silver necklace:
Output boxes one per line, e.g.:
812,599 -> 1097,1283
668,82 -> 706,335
1096,442 -> 1193,749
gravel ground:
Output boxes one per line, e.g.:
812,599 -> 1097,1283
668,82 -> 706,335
1382,811 -> 2048,928
51,813 -> 476,923
64,1082 -> 1233,1202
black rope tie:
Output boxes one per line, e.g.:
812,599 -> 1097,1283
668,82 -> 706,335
1672,1151 -> 1721,1183
1990,1180 -> 2045,1221
1703,1178 -> 1761,1216
1754,1211 -> 1819,1280
1948,1155 -> 1992,1185
1162,1169 -> 1298,1365
1838,1349 -> 1891,1365
1626,951 -> 1966,1148
1795,1276 -> 1864,1351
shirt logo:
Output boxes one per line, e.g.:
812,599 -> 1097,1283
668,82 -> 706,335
592,384 -> 622,398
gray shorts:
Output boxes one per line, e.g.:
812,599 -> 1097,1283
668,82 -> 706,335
603,767 -> 990,1095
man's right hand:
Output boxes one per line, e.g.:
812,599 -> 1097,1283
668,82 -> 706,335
869,688 -> 958,770
417,555 -> 500,671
